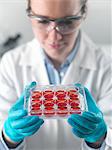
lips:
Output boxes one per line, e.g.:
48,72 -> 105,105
48,41 -> 65,49
49,43 -> 61,49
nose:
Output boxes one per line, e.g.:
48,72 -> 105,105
47,22 -> 63,41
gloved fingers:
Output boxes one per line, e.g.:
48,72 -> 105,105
84,87 -> 100,113
26,81 -> 37,91
10,98 -> 24,111
75,83 -> 100,114
74,83 -> 84,96
74,83 -> 82,88
9,109 -> 27,120
3,120 -> 24,142
68,117 -> 96,133
72,128 -> 92,139
72,127 -> 90,139
9,105 -> 23,113
21,126 -> 41,137
73,123 -> 93,135
17,119 -> 44,134
82,111 -> 102,123
24,81 -> 36,102
4,115 -> 44,142
71,119 -> 107,143
85,122 -> 107,143
11,116 -> 40,129
68,118 -> 93,135
68,114 -> 97,131
72,125 -> 94,136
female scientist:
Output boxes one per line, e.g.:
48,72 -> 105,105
0,0 -> 112,149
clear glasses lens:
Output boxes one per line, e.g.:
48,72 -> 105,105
57,19 -> 82,34
28,13 -> 82,34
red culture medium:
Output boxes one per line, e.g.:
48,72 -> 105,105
29,87 -> 82,118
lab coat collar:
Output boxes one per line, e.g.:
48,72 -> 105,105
19,39 -> 45,66
19,31 -> 97,70
73,31 -> 97,70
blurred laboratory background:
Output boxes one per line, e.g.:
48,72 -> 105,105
0,0 -> 111,57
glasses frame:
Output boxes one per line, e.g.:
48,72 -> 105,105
26,5 -> 85,35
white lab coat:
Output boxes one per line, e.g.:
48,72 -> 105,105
0,31 -> 112,150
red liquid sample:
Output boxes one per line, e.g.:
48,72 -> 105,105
30,88 -> 82,117
55,90 -> 66,100
43,90 -> 54,99
32,91 -> 42,98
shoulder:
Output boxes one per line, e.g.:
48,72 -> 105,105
1,42 -> 29,62
0,39 -> 36,65
80,31 -> 111,69
95,47 -> 111,68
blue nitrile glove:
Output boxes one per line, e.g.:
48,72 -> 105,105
3,81 -> 44,143
67,84 -> 107,143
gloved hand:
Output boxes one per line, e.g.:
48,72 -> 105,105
3,81 -> 44,143
67,84 -> 107,143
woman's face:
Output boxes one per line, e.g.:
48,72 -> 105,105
30,0 -> 83,62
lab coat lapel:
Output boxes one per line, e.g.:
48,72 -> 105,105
19,39 -> 50,85
30,40 -> 50,85
62,31 -> 97,84
32,64 -> 50,85
62,61 -> 81,84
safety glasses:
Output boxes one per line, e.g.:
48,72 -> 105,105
27,7 -> 84,35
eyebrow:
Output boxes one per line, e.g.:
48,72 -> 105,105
27,8 -> 82,20
27,9 -> 53,19
28,12 -> 82,21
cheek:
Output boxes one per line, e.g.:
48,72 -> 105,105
32,27 -> 47,44
64,32 -> 78,47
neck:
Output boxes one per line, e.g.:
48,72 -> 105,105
49,57 -> 64,70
